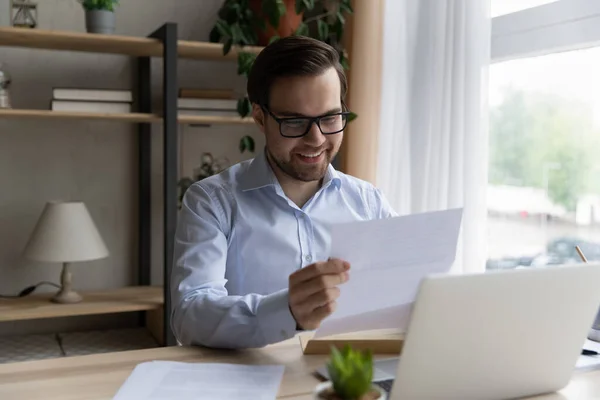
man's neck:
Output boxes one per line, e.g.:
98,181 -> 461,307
267,153 -> 322,208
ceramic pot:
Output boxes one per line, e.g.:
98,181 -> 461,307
249,0 -> 304,45
85,10 -> 115,34
313,381 -> 388,400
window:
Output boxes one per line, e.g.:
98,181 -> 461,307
487,0 -> 600,270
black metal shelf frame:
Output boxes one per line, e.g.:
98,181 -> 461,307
138,23 -> 178,347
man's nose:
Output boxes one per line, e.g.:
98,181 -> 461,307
303,122 -> 326,147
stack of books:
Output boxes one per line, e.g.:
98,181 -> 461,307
50,88 -> 133,114
177,88 -> 239,117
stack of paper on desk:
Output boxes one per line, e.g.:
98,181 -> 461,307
112,361 -> 285,400
315,208 -> 463,338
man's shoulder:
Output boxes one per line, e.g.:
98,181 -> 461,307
334,170 -> 380,195
333,169 -> 397,218
192,158 -> 253,196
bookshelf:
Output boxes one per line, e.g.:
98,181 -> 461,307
0,24 -> 260,347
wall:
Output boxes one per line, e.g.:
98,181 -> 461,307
0,0 -> 263,335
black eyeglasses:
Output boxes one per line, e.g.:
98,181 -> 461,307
263,107 -> 351,138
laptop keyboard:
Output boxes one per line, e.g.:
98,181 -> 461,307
375,379 -> 395,394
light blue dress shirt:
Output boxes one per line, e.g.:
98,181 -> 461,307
170,149 -> 397,349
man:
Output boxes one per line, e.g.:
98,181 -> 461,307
171,35 -> 396,349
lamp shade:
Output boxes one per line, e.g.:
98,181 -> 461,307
23,201 -> 109,263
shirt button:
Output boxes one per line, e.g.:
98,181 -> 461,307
305,255 -> 312,262
280,329 -> 288,338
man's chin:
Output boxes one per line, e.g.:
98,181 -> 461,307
288,161 -> 329,182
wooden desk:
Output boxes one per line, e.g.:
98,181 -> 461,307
0,336 -> 599,400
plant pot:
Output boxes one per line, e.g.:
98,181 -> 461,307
313,381 -> 388,400
249,0 -> 304,46
85,10 -> 115,34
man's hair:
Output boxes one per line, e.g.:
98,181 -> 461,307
247,35 -> 348,108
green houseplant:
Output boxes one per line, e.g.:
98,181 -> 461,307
315,345 -> 387,400
209,0 -> 355,119
78,0 -> 119,34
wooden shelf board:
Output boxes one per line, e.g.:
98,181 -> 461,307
0,286 -> 163,322
0,109 -> 255,125
0,109 -> 160,123
0,27 -> 163,57
177,39 -> 263,60
178,114 -> 255,125
0,27 -> 263,60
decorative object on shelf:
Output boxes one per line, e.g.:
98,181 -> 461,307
10,0 -> 37,29
22,201 -> 110,304
0,62 -> 11,109
78,0 -> 119,34
314,345 -> 387,400
209,0 -> 355,120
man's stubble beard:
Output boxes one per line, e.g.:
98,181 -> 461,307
267,147 -> 335,183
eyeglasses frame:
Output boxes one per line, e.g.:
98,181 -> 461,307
261,106 -> 352,138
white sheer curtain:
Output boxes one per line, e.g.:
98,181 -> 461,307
377,0 -> 491,273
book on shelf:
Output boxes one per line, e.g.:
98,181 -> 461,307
178,88 -> 234,100
51,100 -> 131,114
50,87 -> 133,114
52,88 -> 133,103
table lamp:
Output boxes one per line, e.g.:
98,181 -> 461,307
22,201 -> 109,304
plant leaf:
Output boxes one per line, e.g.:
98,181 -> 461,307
317,19 -> 329,41
237,97 -> 252,118
295,22 -> 309,36
231,23 -> 243,44
215,19 -> 232,38
223,39 -> 233,55
262,0 -> 286,29
209,26 -> 221,43
239,135 -> 255,153
295,0 -> 305,14
306,0 -> 315,10
340,0 -> 353,14
269,35 -> 280,44
347,112 -> 357,122
237,51 -> 256,77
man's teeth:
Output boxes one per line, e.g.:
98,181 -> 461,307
300,152 -> 323,157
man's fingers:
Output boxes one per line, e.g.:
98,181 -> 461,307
312,300 -> 337,322
290,287 -> 340,312
289,258 -> 350,285
289,273 -> 347,303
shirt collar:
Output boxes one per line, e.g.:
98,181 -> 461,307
240,148 -> 341,192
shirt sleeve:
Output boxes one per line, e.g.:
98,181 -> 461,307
170,183 -> 298,349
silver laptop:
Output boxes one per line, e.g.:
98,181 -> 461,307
317,263 -> 600,400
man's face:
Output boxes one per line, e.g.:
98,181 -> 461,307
252,67 -> 344,183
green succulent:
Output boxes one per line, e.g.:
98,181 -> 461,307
326,345 -> 374,399
79,0 -> 119,12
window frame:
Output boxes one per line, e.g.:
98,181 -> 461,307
492,0 -> 600,62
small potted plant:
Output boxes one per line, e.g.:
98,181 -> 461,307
315,345 -> 387,400
78,0 -> 119,34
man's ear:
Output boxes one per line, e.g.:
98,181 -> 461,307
252,103 -> 266,133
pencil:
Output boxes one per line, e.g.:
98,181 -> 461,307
576,245 -> 588,263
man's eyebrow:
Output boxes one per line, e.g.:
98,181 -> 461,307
273,107 -> 343,117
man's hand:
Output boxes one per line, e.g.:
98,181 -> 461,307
288,258 -> 350,330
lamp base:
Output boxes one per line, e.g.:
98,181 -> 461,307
51,289 -> 82,304
50,261 -> 83,304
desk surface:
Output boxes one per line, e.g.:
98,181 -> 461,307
0,335 -> 599,400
